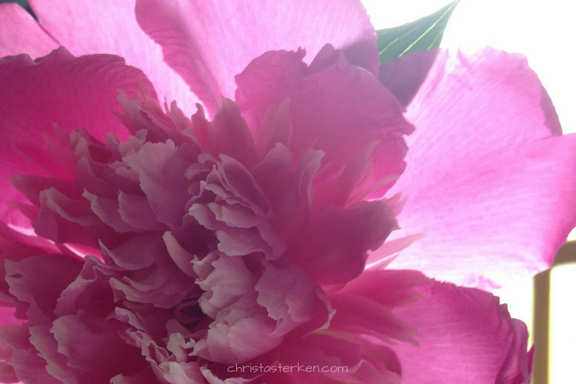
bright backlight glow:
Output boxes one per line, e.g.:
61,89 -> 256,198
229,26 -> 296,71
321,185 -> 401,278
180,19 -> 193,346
362,1 -> 576,383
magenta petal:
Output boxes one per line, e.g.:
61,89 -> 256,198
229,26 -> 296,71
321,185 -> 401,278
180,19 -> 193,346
123,140 -> 199,228
5,254 -> 82,323
203,292 -> 282,364
256,259 -> 328,336
237,47 -> 413,203
51,314 -> 139,380
0,48 -> 156,226
0,3 -> 57,58
27,0 -> 198,115
288,201 -> 395,285
392,281 -> 530,384
386,49 -> 576,289
2,345 -> 61,384
135,0 -> 378,115
329,293 -> 414,344
0,222 -> 61,262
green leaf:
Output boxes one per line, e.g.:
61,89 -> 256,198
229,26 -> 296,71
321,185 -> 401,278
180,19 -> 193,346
376,1 -> 459,64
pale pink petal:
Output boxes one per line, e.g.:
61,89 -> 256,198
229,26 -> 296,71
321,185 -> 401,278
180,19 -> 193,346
123,140 -> 199,228
0,3 -> 57,58
386,49 -> 576,289
27,0 -> 198,115
194,252 -> 257,319
135,0 -> 378,115
256,259 -> 329,336
0,48 -> 156,226
162,232 -> 197,278
392,281 -> 531,384
202,292 -> 283,364
109,261 -> 192,309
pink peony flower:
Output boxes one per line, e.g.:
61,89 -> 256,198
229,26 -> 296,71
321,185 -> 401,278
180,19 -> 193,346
0,1 -> 574,384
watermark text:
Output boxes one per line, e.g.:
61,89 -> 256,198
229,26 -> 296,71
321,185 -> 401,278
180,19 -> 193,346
227,363 -> 349,374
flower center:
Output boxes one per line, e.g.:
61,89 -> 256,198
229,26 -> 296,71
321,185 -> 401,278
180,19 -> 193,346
173,298 -> 204,326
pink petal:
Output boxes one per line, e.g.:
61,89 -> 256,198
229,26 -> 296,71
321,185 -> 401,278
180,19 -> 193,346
236,46 -> 413,204
385,49 -> 576,289
110,372 -> 158,384
337,269 -> 430,309
0,48 -> 156,227
252,145 -> 321,243
4,254 -> 82,324
194,252 -> 257,319
99,234 -> 165,271
3,346 -> 61,384
379,49 -> 439,107
392,281 -> 531,384
26,0 -> 198,115
135,0 -> 378,115
123,140 -> 199,228
1,255 -> 85,383
205,99 -> 259,169
256,259 -> 328,336
0,3 -> 57,58
328,293 -> 415,344
0,306 -> 24,329
287,201 -> 396,285
203,292 -> 283,364
0,222 -> 62,262
51,314 -> 141,380
279,333 -> 363,372
109,261 -> 192,309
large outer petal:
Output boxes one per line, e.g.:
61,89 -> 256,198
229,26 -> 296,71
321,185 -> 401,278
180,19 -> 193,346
392,281 -> 531,384
385,48 -> 576,289
135,0 -> 378,116
25,0 -> 198,114
0,3 -> 58,58
0,48 -> 156,227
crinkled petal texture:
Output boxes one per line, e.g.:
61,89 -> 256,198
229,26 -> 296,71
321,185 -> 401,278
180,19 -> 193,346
383,48 -> 576,289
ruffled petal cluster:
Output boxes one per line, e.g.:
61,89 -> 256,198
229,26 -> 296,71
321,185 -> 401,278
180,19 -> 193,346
0,1 -> 575,384
0,43 -> 408,383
